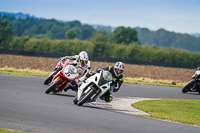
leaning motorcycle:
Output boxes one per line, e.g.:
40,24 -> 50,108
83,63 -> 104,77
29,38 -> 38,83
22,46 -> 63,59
45,62 -> 79,94
73,69 -> 112,106
182,70 -> 200,94
44,59 -> 71,85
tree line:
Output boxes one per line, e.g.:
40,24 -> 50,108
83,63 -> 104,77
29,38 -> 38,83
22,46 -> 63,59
136,28 -> 200,52
1,13 -> 200,52
1,15 -> 200,68
1,15 -> 96,40
4,36 -> 200,68
0,14 -> 139,44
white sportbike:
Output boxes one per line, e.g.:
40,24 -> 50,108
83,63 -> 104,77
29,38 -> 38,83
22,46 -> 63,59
73,69 -> 112,106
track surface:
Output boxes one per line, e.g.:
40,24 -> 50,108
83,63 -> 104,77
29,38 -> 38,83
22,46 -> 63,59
0,74 -> 200,133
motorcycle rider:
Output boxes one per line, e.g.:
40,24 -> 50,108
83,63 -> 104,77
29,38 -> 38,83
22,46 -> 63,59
60,51 -> 91,91
196,67 -> 200,71
192,67 -> 200,79
86,61 -> 125,102
60,51 -> 91,69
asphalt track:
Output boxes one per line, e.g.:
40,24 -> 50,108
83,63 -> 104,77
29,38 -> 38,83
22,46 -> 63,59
0,74 -> 200,133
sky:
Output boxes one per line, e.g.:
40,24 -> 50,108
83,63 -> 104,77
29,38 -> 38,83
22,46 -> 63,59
1,0 -> 200,34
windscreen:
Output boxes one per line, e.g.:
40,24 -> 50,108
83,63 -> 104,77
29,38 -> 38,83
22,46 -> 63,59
102,70 -> 112,81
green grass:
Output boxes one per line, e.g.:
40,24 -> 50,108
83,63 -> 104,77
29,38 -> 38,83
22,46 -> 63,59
132,99 -> 200,126
125,78 -> 184,88
0,69 -> 49,77
0,128 -> 27,133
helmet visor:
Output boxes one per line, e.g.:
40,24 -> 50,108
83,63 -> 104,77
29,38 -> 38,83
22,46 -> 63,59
115,68 -> 123,75
80,60 -> 88,67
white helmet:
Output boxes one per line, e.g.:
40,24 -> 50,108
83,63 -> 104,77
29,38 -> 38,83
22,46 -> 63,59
114,62 -> 125,76
78,51 -> 89,67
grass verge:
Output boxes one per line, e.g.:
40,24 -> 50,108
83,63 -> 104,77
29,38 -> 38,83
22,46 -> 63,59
132,99 -> 200,126
0,128 -> 27,133
124,77 -> 184,87
0,67 -> 185,88
0,67 -> 49,77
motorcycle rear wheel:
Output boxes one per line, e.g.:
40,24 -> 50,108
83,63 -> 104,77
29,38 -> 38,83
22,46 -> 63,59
45,79 -> 62,94
44,71 -> 57,85
182,80 -> 195,93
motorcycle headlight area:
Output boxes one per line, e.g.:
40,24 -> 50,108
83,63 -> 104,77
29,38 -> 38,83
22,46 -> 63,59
63,65 -> 77,77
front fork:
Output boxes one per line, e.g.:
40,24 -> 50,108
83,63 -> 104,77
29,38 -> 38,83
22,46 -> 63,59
190,79 -> 200,91
53,76 -> 66,91
77,83 -> 95,100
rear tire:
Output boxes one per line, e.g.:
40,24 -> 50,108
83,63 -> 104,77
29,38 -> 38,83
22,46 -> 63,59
44,71 -> 57,85
182,80 -> 195,93
45,79 -> 62,94
77,89 -> 95,106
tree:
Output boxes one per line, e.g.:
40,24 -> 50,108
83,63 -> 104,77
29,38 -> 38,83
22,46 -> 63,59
91,31 -> 108,57
113,26 -> 139,45
65,29 -> 77,40
9,36 -> 30,50
81,24 -> 96,40
0,19 -> 13,49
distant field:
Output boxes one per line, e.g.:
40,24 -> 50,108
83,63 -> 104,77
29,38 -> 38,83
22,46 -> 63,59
0,54 -> 195,84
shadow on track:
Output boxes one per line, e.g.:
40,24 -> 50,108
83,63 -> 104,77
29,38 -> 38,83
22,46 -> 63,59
47,93 -> 75,98
80,102 -> 132,114
182,92 -> 200,95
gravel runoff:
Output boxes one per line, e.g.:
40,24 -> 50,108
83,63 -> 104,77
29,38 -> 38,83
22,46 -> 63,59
88,97 -> 160,116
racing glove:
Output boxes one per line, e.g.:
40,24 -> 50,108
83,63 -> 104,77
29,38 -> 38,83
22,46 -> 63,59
109,86 -> 115,92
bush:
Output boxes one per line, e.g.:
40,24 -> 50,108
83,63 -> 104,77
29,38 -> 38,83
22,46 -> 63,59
8,37 -> 200,67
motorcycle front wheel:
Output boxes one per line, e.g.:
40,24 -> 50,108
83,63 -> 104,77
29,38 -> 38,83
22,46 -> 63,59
45,78 -> 62,94
182,80 -> 195,93
44,71 -> 57,85
77,88 -> 95,106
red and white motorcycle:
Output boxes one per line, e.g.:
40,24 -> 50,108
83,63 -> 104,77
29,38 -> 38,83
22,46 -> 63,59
45,62 -> 79,94
44,59 -> 71,85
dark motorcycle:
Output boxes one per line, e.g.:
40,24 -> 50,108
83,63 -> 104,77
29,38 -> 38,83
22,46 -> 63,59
182,70 -> 200,94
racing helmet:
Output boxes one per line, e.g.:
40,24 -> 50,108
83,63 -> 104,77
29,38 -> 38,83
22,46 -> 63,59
113,62 -> 125,76
78,51 -> 89,67
197,67 -> 200,71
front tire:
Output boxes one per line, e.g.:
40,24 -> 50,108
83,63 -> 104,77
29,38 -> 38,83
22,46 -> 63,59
182,80 -> 195,93
44,71 -> 57,85
77,89 -> 95,106
45,79 -> 62,94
